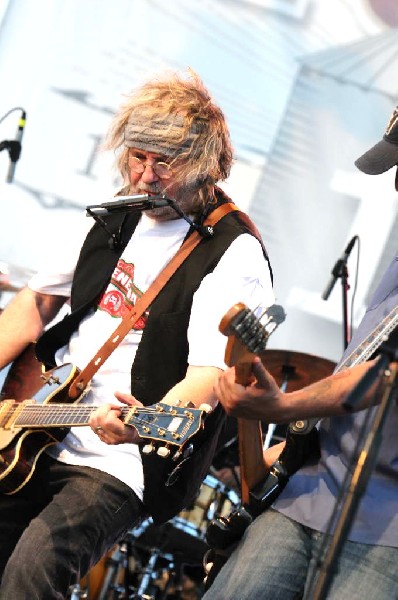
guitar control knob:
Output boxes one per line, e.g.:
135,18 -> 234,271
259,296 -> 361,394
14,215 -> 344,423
142,443 -> 155,454
157,446 -> 171,458
293,420 -> 305,430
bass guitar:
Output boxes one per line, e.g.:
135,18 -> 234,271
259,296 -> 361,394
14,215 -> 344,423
206,301 -> 398,559
218,302 -> 286,504
0,362 -> 208,495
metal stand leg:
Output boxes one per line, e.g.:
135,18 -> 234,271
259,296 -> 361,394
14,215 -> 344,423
94,518 -> 204,600
68,583 -> 87,599
131,548 -> 172,600
97,545 -> 126,600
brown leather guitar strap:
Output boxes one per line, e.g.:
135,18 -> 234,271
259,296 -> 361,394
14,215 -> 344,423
68,202 -> 239,399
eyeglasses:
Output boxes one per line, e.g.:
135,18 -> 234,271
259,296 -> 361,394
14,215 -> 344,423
128,155 -> 173,179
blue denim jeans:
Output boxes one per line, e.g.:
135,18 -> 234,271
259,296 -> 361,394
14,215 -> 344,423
0,453 -> 145,599
203,508 -> 398,600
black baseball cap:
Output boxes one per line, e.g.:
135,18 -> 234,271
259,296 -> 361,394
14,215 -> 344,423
355,107 -> 398,175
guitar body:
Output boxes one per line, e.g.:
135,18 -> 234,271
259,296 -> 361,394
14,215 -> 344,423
0,429 -> 63,495
0,358 -> 80,494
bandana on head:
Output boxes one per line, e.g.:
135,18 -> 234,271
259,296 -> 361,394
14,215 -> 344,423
124,112 -> 201,157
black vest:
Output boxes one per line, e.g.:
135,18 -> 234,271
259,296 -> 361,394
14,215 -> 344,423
36,195 -> 272,522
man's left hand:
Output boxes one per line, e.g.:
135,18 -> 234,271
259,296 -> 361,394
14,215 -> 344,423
88,392 -> 143,445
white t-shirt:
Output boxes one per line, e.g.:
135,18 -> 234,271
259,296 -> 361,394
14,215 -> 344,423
29,213 -> 274,500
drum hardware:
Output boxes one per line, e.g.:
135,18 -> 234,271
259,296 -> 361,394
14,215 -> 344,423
73,475 -> 239,599
259,349 -> 336,450
87,523 -> 181,600
260,349 -> 336,391
131,548 -> 175,600
97,543 -> 130,600
69,583 -> 88,600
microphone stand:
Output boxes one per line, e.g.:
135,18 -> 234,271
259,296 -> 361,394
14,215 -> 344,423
341,261 -> 350,350
322,236 -> 358,350
0,106 -> 26,183
305,343 -> 398,600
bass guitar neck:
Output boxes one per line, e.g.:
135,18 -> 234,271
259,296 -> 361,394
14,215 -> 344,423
220,303 -> 285,503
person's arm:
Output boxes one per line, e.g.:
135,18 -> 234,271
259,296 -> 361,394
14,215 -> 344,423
0,286 -> 67,369
214,356 -> 381,423
88,365 -> 221,445
160,364 -> 220,409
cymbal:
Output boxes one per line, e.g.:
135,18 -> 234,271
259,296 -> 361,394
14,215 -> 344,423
262,349 -> 336,392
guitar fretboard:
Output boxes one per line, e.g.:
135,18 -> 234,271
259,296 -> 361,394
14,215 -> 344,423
289,304 -> 398,434
339,305 -> 398,371
1,404 -> 157,428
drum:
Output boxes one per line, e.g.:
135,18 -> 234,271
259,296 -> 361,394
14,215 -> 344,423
136,475 -> 240,566
172,474 -> 240,543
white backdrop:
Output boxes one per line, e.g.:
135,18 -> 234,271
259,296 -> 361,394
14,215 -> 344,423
0,0 -> 397,365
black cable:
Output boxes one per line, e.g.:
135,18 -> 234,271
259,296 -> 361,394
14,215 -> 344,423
0,106 -> 25,126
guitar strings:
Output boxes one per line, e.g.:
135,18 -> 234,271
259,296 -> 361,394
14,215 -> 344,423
1,404 -> 194,428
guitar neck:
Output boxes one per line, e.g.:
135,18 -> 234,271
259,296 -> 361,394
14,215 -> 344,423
235,357 -> 268,503
339,305 -> 398,371
238,419 -> 267,502
219,303 -> 286,505
288,304 -> 398,437
5,403 -> 131,429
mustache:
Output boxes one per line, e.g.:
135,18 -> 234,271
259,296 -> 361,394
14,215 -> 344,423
137,184 -> 162,194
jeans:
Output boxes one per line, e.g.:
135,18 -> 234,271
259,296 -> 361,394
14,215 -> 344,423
0,453 -> 145,599
203,508 -> 398,600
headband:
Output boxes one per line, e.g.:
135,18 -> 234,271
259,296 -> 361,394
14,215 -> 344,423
124,113 -> 200,157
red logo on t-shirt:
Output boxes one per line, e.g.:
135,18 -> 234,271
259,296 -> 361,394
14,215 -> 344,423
98,259 -> 147,329
101,290 -> 124,316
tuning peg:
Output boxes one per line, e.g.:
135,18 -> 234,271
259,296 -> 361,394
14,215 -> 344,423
157,446 -> 171,458
142,443 -> 155,454
198,403 -> 212,413
172,448 -> 182,461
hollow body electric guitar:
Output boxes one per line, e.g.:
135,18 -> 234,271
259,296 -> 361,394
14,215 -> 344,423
206,302 -> 398,560
0,362 -> 208,495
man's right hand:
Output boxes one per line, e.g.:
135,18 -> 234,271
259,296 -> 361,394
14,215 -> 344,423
214,357 -> 285,422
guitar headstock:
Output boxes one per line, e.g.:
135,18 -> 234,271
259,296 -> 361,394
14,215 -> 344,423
125,402 -> 209,459
219,303 -> 286,380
